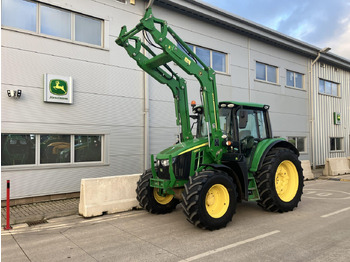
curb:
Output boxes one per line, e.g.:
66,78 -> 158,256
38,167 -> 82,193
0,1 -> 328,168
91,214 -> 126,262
1,209 -> 79,227
324,178 -> 350,182
318,176 -> 350,182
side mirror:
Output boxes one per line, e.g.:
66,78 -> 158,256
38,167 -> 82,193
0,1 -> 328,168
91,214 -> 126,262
239,110 -> 248,129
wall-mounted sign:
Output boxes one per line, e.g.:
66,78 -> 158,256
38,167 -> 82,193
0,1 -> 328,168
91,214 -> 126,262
44,74 -> 73,104
333,112 -> 341,125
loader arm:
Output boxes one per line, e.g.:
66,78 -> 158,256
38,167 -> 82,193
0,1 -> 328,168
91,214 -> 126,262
116,7 -> 223,161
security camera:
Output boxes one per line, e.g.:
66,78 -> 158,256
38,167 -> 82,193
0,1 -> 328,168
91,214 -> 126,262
7,90 -> 22,98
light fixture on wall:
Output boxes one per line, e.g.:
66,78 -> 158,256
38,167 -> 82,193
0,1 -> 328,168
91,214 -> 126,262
7,90 -> 22,98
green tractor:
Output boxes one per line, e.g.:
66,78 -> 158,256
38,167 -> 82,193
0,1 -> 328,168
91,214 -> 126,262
116,2 -> 303,230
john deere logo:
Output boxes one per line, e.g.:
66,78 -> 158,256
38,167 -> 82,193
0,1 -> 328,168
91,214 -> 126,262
50,80 -> 68,95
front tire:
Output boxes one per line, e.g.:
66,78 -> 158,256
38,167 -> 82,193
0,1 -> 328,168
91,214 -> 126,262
255,148 -> 304,212
136,169 -> 179,214
181,171 -> 237,230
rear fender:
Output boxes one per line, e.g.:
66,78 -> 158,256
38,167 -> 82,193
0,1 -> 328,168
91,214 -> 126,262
250,139 -> 299,173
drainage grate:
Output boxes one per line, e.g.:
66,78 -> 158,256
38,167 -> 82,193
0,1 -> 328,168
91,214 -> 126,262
27,220 -> 48,227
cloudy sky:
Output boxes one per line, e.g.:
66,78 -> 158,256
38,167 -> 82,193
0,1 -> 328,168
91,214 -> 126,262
202,0 -> 350,60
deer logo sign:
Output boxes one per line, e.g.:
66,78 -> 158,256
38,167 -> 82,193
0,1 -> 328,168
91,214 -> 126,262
49,79 -> 68,95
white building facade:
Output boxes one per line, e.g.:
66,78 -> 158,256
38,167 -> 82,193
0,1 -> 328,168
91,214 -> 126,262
1,0 -> 349,201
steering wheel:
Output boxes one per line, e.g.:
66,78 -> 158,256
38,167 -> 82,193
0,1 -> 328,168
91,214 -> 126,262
240,136 -> 254,151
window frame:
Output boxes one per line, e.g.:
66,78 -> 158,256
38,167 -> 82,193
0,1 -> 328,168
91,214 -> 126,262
286,70 -> 304,90
1,0 -> 105,48
256,61 -> 279,84
1,134 -> 106,169
178,43 -> 228,74
319,79 -> 340,97
330,137 -> 343,152
287,136 -> 307,154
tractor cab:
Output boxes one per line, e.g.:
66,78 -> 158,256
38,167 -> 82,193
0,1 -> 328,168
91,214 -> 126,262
194,101 -> 272,162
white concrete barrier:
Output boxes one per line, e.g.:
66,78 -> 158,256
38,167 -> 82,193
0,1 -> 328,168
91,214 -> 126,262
79,174 -> 141,218
323,158 -> 350,176
301,160 -> 314,180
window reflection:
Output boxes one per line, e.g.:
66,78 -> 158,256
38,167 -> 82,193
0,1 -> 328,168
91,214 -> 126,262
75,14 -> 101,46
1,134 -> 35,165
212,51 -> 225,72
256,62 -> 266,80
40,5 -> 71,39
75,135 -> 101,162
1,0 -> 37,32
40,135 -> 70,164
196,47 -> 210,67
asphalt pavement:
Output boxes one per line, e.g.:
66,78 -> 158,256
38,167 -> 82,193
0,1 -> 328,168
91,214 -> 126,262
2,176 -> 350,262
1,171 -> 348,229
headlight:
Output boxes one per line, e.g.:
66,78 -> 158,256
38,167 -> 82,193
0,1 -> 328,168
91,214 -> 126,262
161,159 -> 170,166
159,157 -> 176,167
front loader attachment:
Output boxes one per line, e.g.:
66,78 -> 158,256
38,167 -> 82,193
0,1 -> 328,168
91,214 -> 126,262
116,6 -> 224,160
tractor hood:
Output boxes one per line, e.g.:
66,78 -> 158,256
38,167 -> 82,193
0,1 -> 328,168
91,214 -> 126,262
156,137 -> 209,159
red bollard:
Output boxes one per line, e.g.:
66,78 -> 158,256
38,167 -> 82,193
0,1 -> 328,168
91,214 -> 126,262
4,180 -> 12,230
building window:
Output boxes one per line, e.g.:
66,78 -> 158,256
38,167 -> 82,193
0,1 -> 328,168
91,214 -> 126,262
319,79 -> 339,97
286,70 -> 304,89
40,135 -> 71,164
1,0 -> 104,47
256,62 -> 278,83
1,0 -> 37,32
75,135 -> 102,162
288,137 -> 306,153
1,134 -> 36,166
330,137 -> 343,151
178,44 -> 227,73
75,14 -> 102,46
40,5 -> 71,39
1,134 -> 103,166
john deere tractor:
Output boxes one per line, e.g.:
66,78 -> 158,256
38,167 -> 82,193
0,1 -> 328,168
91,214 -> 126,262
116,1 -> 303,230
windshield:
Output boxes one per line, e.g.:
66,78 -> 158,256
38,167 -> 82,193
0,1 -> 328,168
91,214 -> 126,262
196,108 -> 231,138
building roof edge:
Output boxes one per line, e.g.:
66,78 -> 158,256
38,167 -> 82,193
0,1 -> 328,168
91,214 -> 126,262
155,0 -> 350,70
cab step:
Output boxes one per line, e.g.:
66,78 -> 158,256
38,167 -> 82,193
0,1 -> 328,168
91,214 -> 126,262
248,172 -> 260,201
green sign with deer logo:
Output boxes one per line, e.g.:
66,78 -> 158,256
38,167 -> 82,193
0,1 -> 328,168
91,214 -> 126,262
50,79 -> 68,95
44,74 -> 73,104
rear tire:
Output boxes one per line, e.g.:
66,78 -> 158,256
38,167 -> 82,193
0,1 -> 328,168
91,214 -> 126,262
136,169 -> 179,214
255,148 -> 304,212
181,171 -> 237,230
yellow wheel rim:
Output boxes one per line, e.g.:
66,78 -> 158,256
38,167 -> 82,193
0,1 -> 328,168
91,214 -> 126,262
275,160 -> 299,202
205,184 -> 230,218
153,188 -> 173,205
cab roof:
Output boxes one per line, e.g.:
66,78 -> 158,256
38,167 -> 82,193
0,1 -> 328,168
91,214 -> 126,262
219,101 -> 268,109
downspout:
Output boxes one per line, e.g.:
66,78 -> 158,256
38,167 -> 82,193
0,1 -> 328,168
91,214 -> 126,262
143,67 -> 150,170
143,2 -> 150,170
309,47 -> 331,169
248,38 -> 251,102
309,59 -> 315,169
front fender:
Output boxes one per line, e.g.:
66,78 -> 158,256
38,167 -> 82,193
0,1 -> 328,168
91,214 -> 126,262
250,139 -> 299,173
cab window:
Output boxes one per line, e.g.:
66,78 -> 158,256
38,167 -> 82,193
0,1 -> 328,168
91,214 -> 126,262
237,109 -> 267,140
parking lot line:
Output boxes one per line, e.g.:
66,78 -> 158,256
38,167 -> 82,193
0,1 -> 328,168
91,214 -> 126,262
179,230 -> 280,262
321,207 -> 350,218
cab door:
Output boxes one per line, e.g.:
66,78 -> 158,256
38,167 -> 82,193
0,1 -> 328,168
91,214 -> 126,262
237,108 -> 269,158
